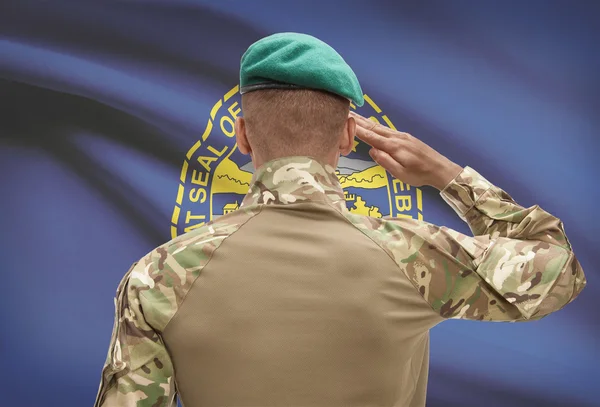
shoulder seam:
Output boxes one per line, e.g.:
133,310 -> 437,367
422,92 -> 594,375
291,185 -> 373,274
326,209 -> 407,271
146,205 -> 265,333
335,211 -> 444,318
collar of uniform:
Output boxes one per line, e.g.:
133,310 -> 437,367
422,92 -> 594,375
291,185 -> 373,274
241,156 -> 347,212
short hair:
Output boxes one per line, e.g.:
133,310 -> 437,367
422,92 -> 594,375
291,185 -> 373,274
241,89 -> 350,161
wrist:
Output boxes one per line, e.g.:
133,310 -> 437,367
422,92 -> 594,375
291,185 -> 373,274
431,162 -> 463,191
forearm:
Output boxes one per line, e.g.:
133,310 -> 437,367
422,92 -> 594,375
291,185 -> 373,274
440,166 -> 571,246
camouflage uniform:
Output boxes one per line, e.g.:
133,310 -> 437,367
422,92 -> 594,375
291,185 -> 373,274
95,156 -> 586,407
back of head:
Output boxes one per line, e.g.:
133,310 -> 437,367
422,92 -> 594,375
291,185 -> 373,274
238,32 -> 364,164
241,88 -> 350,162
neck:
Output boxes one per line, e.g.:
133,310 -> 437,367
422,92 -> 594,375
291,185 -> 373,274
251,151 -> 340,171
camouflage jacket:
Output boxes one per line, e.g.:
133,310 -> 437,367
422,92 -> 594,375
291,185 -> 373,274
94,156 -> 586,407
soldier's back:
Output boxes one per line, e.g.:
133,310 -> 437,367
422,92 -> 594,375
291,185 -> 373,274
161,198 -> 439,407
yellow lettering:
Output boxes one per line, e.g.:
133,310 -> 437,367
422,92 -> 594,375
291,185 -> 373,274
393,179 -> 411,193
219,101 -> 241,138
185,211 -> 206,225
395,213 -> 414,219
207,145 -> 228,157
369,116 -> 381,124
189,188 -> 207,203
220,116 -> 235,137
197,155 -> 218,172
184,210 -> 206,234
191,170 -> 209,187
227,101 -> 241,120
395,195 -> 412,212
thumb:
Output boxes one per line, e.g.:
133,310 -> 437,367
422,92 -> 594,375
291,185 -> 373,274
369,148 -> 405,179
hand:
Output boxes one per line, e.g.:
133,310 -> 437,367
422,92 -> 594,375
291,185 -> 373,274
350,112 -> 463,191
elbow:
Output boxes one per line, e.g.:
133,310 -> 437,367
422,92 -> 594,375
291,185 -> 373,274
554,252 -> 587,307
563,253 -> 587,303
524,252 -> 587,320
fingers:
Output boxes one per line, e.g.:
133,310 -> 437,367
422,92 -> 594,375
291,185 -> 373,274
369,148 -> 406,179
350,111 -> 409,180
355,125 -> 397,151
350,111 -> 400,139
349,111 -> 378,128
350,112 -> 387,136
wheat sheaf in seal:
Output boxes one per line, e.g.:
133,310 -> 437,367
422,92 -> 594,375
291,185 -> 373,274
170,85 -> 425,239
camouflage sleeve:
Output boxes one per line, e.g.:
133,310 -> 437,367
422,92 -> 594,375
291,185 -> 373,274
376,166 -> 586,322
431,166 -> 586,320
94,260 -> 177,407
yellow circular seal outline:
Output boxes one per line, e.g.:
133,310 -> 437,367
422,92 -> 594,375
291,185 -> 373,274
171,85 -> 424,239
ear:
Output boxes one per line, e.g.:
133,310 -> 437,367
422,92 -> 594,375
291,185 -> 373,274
235,117 -> 252,155
339,116 -> 356,156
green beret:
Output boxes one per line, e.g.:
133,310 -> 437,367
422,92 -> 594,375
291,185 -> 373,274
240,32 -> 364,107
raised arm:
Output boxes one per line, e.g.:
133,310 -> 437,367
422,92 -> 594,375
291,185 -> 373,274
350,112 -> 586,321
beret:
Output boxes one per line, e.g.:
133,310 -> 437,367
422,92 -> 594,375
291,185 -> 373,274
239,32 -> 364,107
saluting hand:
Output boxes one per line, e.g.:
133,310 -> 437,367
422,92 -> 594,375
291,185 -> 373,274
350,112 -> 463,191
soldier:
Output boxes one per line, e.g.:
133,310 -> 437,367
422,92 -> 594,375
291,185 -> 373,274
95,33 -> 586,407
